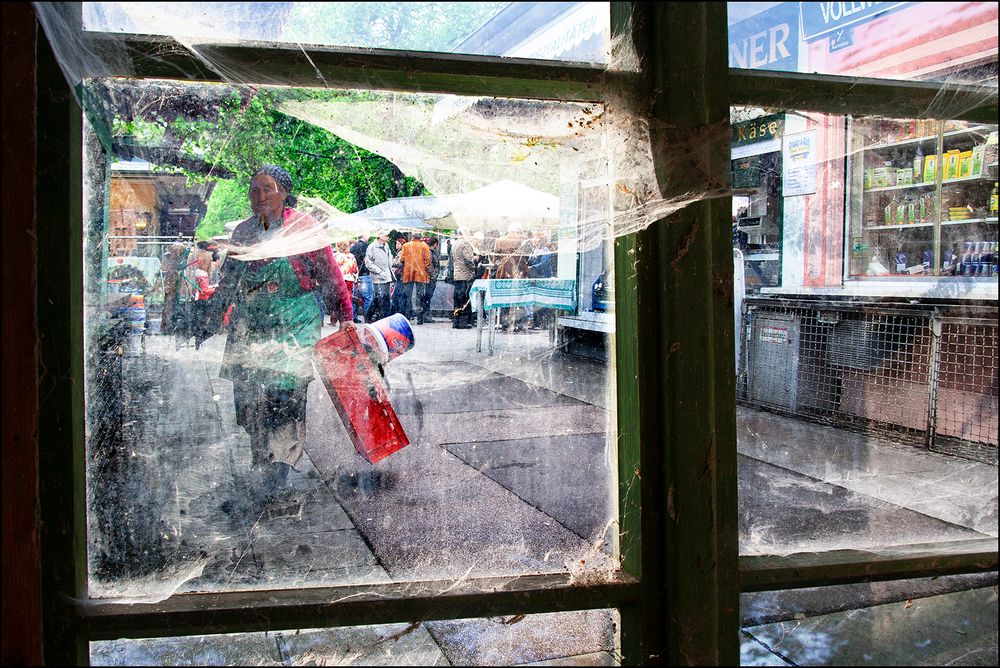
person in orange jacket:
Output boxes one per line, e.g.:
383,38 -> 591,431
398,232 -> 432,324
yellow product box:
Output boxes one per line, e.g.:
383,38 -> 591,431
944,150 -> 961,180
923,154 -> 938,182
958,150 -> 973,178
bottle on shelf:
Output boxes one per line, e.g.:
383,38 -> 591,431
884,196 -> 897,225
966,242 -> 979,277
912,145 -> 924,184
921,249 -> 932,271
942,247 -> 958,275
957,242 -> 971,275
979,242 -> 992,277
894,251 -> 908,274
980,242 -> 991,277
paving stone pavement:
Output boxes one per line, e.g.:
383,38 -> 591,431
87,324 -> 996,665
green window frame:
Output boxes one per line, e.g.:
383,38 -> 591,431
19,2 -> 1000,666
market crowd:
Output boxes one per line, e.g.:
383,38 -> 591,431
347,223 -> 557,331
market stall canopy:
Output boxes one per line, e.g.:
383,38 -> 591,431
353,196 -> 447,232
432,180 -> 561,233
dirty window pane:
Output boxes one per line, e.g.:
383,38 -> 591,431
727,2 -> 998,84
733,107 -> 999,556
89,609 -> 620,665
83,81 -> 619,599
82,2 -> 611,64
740,577 -> 998,665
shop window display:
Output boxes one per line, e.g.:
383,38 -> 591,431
849,119 -> 998,281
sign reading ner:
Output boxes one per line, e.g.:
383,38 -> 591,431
728,3 -> 799,71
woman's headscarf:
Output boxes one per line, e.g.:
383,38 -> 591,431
253,164 -> 298,208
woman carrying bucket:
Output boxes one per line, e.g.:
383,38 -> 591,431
207,165 -> 353,509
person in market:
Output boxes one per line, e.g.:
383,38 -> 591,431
349,234 -> 371,323
491,222 -> 534,331
334,239 -> 359,303
450,231 -> 479,329
398,232 -> 432,325
389,233 -> 408,316
526,237 -> 554,329
205,165 -> 354,510
420,236 -> 441,322
364,229 -> 394,322
192,249 -> 217,301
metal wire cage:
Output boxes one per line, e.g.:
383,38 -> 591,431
738,299 -> 999,464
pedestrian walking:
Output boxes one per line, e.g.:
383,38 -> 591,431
364,230 -> 394,322
399,233 -> 432,324
350,234 -> 372,322
420,236 -> 441,322
206,165 -> 353,508
451,233 -> 479,329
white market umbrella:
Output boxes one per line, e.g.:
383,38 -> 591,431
433,180 -> 561,233
354,196 -> 450,232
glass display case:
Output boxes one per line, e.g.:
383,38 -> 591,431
848,118 -> 998,281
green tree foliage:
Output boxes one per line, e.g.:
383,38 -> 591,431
117,88 -> 430,238
197,179 -> 252,241
281,2 -> 509,51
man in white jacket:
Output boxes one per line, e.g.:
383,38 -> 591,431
364,230 -> 394,322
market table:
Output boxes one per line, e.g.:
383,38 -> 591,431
469,278 -> 577,355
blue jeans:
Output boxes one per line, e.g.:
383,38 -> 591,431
355,275 -> 373,320
367,282 -> 392,323
391,277 -> 407,316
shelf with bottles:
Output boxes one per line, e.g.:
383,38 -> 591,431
860,122 -> 993,152
937,239 -> 1000,279
864,173 -> 995,193
858,120 -> 997,193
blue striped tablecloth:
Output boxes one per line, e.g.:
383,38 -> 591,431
469,279 -> 577,313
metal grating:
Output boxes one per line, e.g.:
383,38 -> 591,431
739,301 -> 998,464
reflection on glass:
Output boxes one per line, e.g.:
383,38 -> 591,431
731,107 -> 998,557
90,610 -> 621,666
83,82 -> 619,599
82,2 -> 611,64
727,2 -> 998,84
740,578 -> 998,666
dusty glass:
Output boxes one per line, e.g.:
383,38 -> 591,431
740,577 -> 998,665
732,107 -> 999,556
89,609 -> 621,665
727,2 -> 998,84
82,2 -> 611,64
82,80 -> 620,600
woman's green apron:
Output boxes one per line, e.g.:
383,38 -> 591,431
221,256 -> 322,393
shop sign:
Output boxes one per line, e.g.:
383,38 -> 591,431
732,114 -> 785,148
728,3 -> 799,71
800,2 -> 911,42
